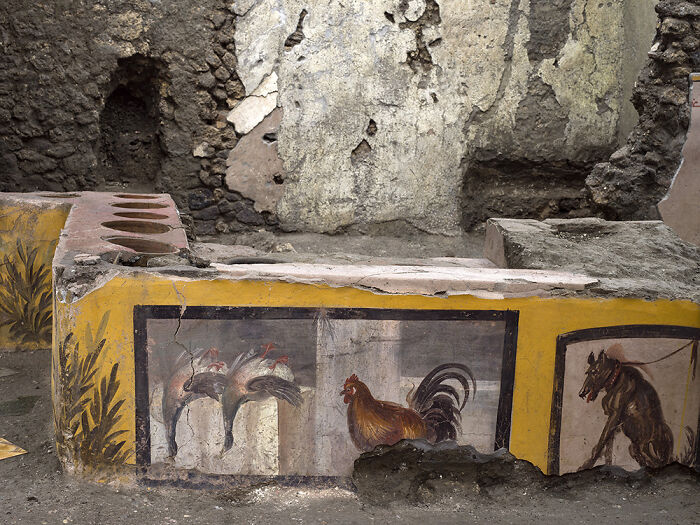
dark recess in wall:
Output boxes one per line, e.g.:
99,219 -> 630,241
96,55 -> 165,193
461,159 -> 592,229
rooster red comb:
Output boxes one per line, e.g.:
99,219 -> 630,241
344,374 -> 359,387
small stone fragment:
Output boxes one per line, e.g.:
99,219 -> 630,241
188,188 -> 215,210
272,242 -> 296,253
205,51 -> 222,68
74,253 -> 100,265
192,204 -> 221,220
198,72 -> 217,89
214,67 -> 231,82
221,51 -> 237,71
236,205 -> 265,225
193,142 -> 215,158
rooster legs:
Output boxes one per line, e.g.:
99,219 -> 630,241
260,342 -> 276,359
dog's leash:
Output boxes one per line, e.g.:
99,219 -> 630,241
620,340 -> 697,366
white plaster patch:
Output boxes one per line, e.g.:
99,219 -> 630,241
276,0 -> 468,233
212,262 -> 598,297
226,0 -> 648,234
233,0 -> 298,94
536,0 -> 623,153
227,73 -> 279,134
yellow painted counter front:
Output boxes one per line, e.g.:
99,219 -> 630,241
53,274 -> 700,478
0,201 -> 69,349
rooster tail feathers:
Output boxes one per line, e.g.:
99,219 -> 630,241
409,362 -> 475,443
409,363 -> 476,411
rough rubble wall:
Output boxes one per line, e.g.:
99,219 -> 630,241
586,0 -> 700,220
0,0 -> 269,238
0,0 -> 659,235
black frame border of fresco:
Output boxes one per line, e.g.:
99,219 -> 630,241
547,324 -> 700,475
133,305 -> 519,471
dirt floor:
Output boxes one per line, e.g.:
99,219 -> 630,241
1,349 -> 699,525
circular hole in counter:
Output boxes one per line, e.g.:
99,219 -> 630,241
40,193 -> 80,198
102,220 -> 171,234
113,211 -> 169,220
114,194 -> 160,199
103,236 -> 178,254
111,202 -> 169,209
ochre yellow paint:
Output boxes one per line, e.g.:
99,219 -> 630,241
54,273 -> 700,474
0,201 -> 69,349
0,437 -> 27,460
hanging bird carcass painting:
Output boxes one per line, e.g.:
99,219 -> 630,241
185,344 -> 302,453
160,344 -> 301,459
146,316 -> 315,476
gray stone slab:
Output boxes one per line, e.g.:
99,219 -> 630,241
484,218 -> 700,302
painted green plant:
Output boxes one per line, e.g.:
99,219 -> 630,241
53,312 -> 131,468
0,239 -> 53,345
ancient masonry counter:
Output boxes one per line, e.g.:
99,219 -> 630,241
0,192 -> 698,484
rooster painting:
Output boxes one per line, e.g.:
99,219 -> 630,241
341,363 -> 476,452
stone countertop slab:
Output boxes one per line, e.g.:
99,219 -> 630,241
54,191 -> 188,260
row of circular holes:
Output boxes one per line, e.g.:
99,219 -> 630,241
41,193 -> 179,255
106,195 -> 177,254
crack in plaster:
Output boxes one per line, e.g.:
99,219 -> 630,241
171,281 -> 187,342
465,0 -> 524,127
168,280 -> 201,433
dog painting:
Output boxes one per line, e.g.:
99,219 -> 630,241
549,326 -> 700,475
577,346 -> 674,470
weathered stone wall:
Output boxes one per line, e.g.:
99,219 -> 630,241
0,0 -> 659,235
271,0 -> 658,232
